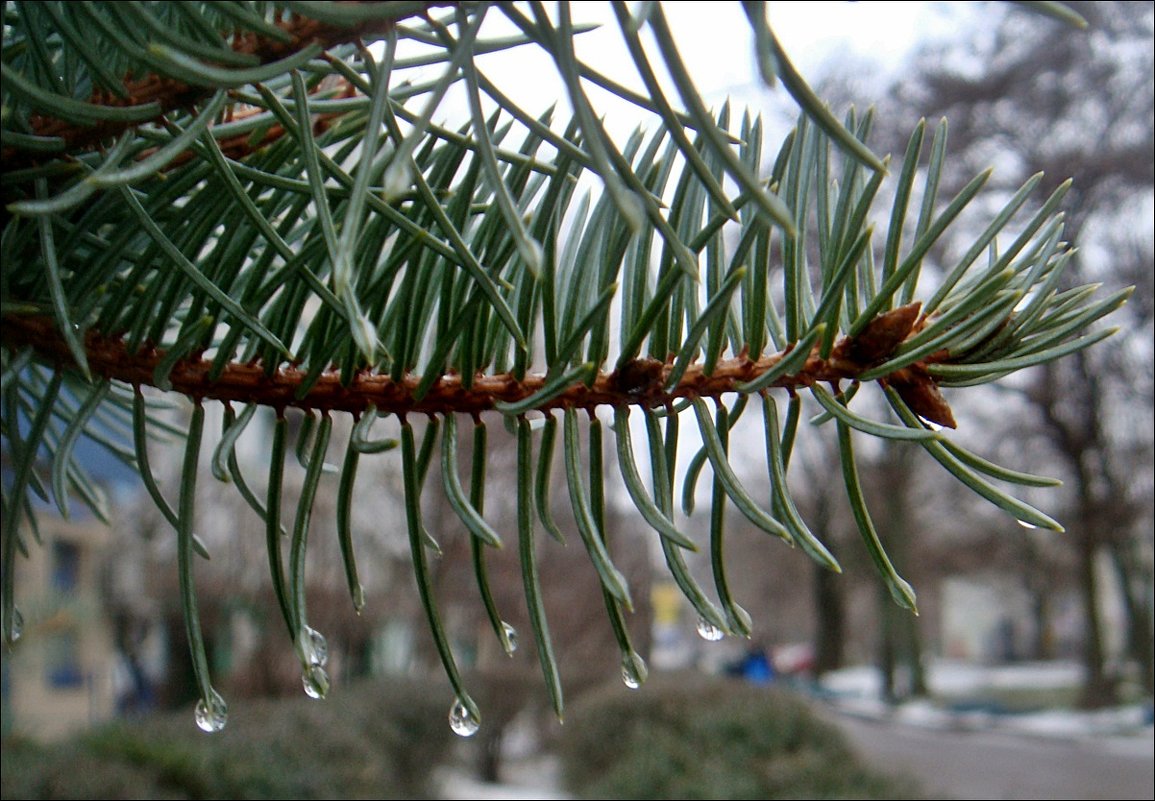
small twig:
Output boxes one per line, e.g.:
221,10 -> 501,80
3,310 -> 954,419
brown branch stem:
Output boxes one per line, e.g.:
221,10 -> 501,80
2,312 -> 954,422
3,3 -> 450,169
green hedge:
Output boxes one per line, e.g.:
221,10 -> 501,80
557,672 -> 919,800
1,676 -> 453,799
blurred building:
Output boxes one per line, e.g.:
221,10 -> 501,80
1,514 -> 118,741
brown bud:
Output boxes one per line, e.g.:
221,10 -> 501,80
611,357 -> 666,399
889,364 -> 957,429
847,302 -> 922,366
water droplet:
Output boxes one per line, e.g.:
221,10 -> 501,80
449,698 -> 480,737
1016,519 -> 1039,530
352,585 -> 366,614
194,689 -> 228,733
620,653 -> 648,689
302,664 -> 330,699
303,626 -> 328,667
296,625 -> 328,667
696,617 -> 725,642
7,608 -> 24,643
501,621 -> 518,655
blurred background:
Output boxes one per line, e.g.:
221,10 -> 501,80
2,2 -> 1151,799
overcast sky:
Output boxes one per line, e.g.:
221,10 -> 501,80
459,2 -> 977,131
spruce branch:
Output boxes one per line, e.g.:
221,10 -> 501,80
4,302 -> 961,418
0,2 -> 448,168
0,0 -> 1123,735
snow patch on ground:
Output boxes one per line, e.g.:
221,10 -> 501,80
818,659 -> 1155,741
437,660 -> 1152,800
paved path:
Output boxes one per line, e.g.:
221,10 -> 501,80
828,710 -> 1154,800
439,704 -> 1153,800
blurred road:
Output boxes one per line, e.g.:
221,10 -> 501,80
830,711 -> 1154,800
439,700 -> 1153,800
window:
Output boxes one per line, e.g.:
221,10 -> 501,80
46,630 -> 84,689
52,540 -> 80,593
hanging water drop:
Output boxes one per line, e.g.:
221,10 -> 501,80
194,689 -> 228,733
303,626 -> 329,667
352,584 -> 366,614
501,621 -> 519,655
7,607 -> 24,643
302,663 -> 330,699
1016,519 -> 1039,530
696,617 -> 725,642
449,698 -> 480,737
620,653 -> 648,689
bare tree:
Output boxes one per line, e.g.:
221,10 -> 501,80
875,0 -> 1154,704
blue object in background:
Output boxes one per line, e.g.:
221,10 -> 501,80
740,647 -> 775,684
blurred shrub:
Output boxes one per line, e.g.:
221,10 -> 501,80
1,675 -> 453,799
557,672 -> 919,800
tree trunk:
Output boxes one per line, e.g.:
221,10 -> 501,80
1029,586 -> 1055,661
878,583 -> 899,703
875,444 -> 926,702
905,607 -> 928,697
1033,360 -> 1121,709
1076,517 -> 1115,708
1021,538 -> 1056,661
1109,541 -> 1155,697
813,561 -> 845,677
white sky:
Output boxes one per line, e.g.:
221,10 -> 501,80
455,1 -> 974,130
661,1 -> 966,95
